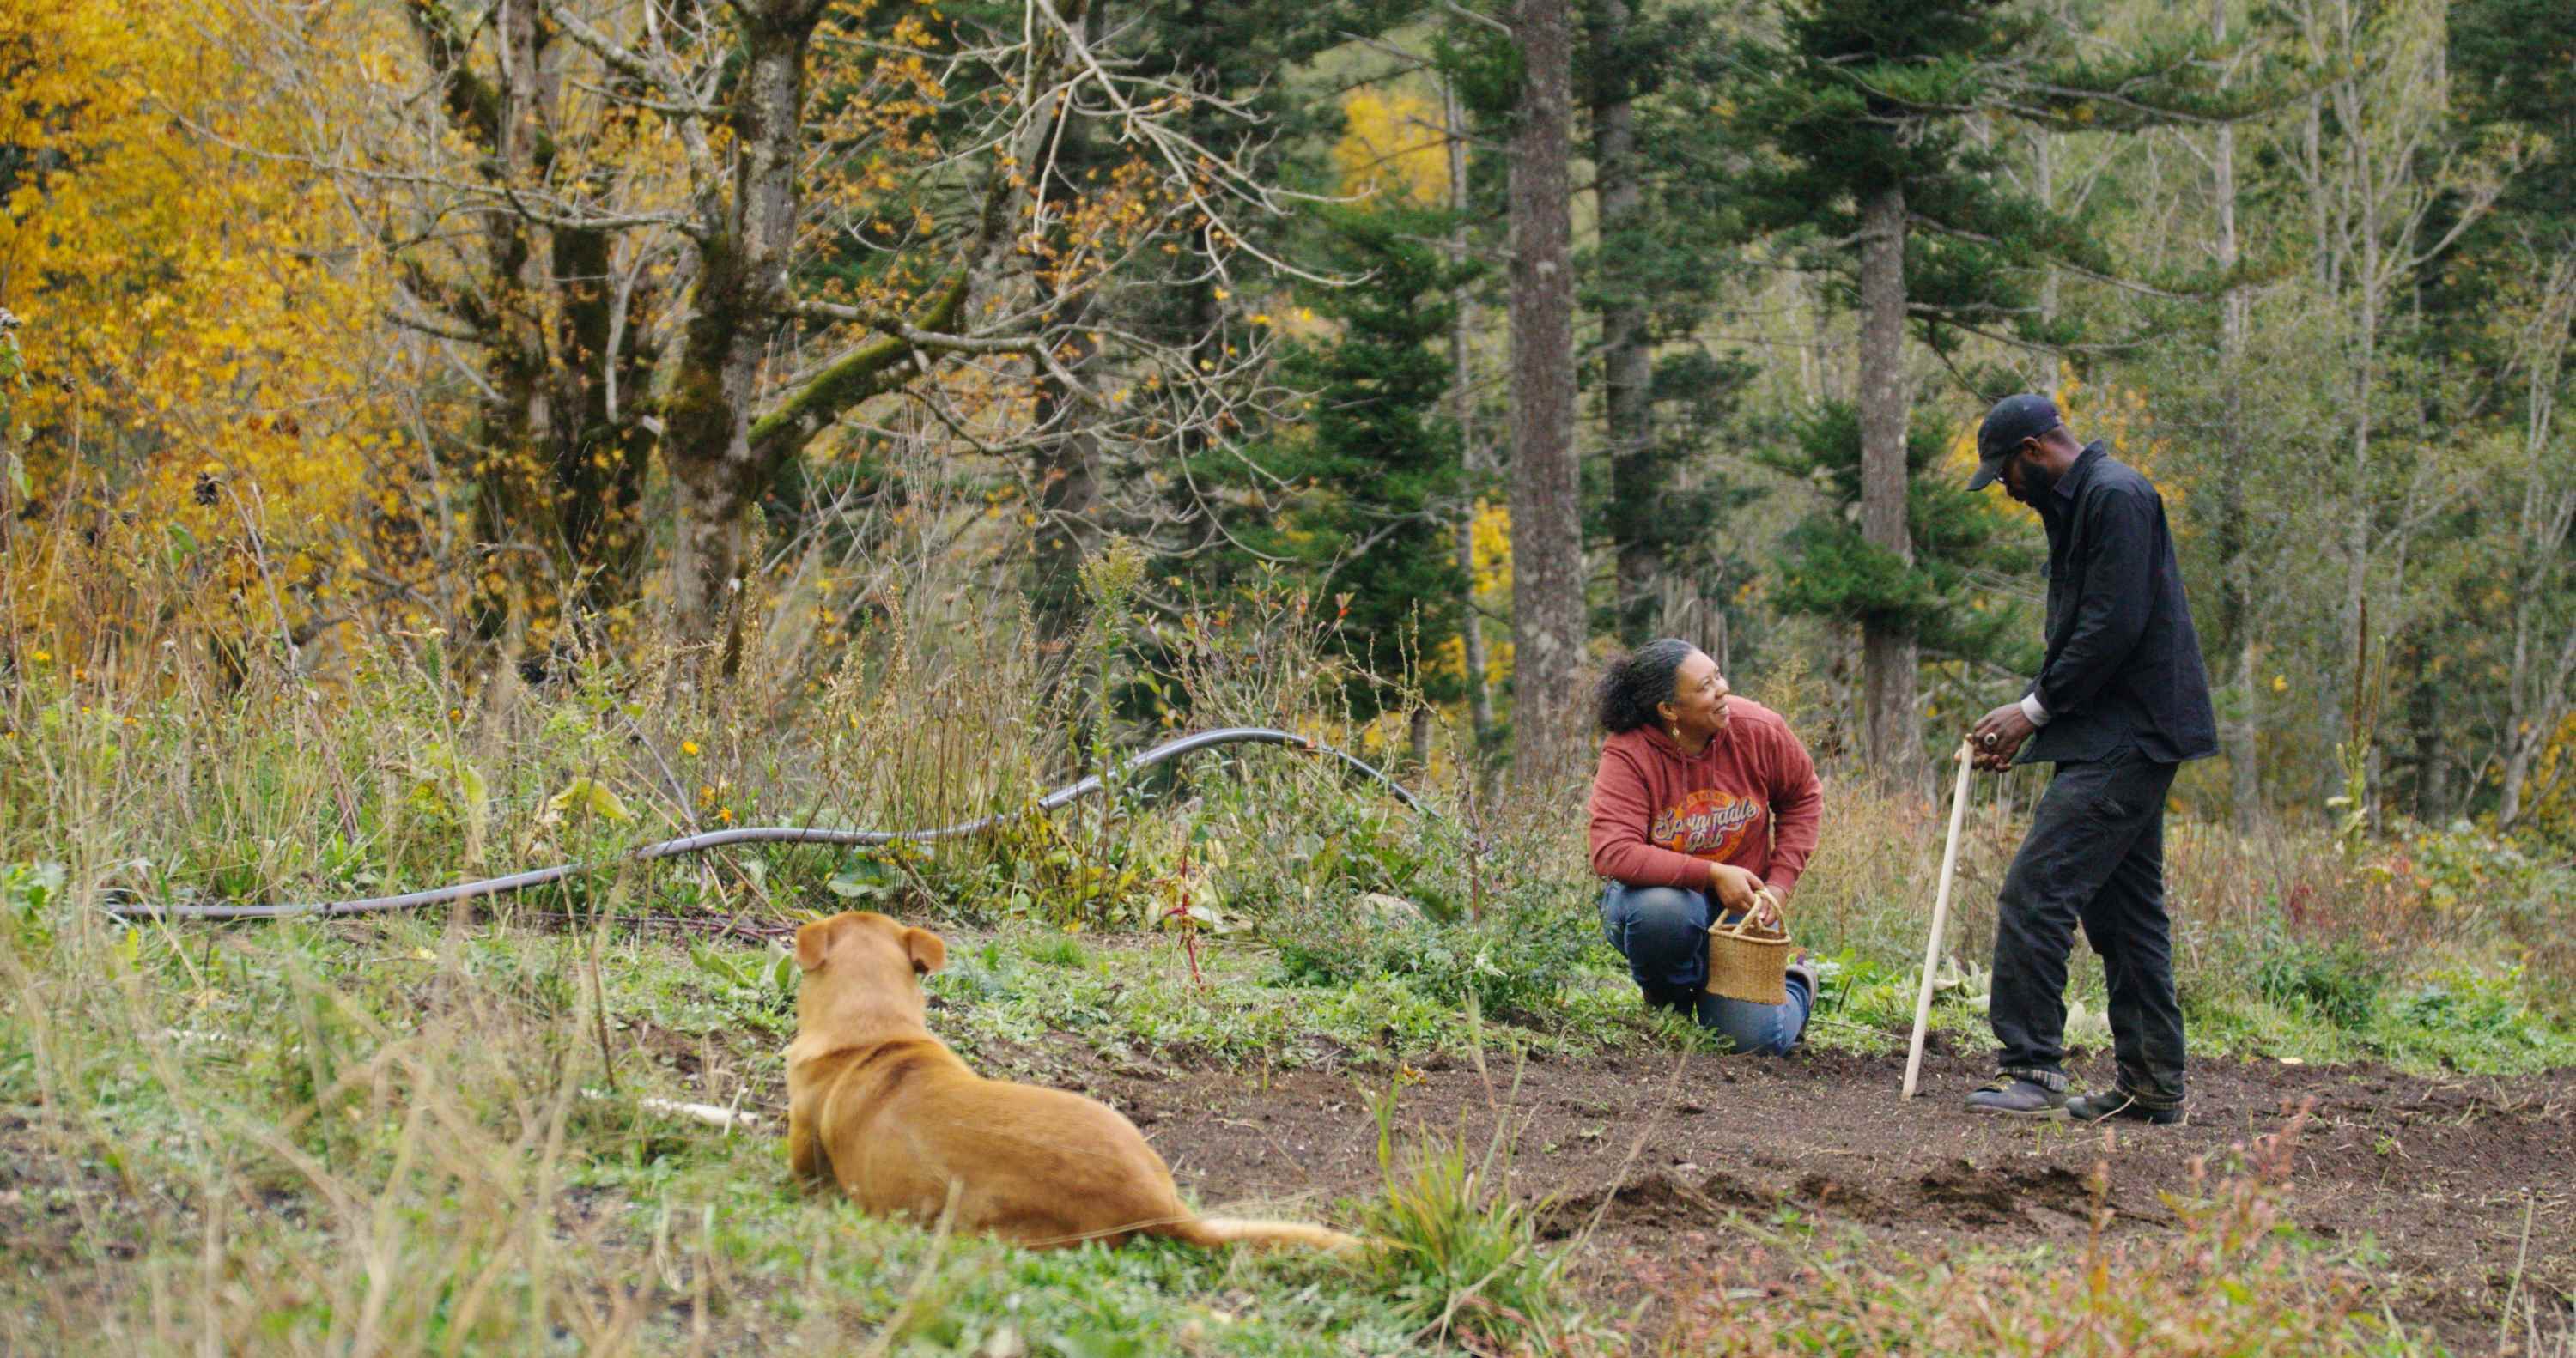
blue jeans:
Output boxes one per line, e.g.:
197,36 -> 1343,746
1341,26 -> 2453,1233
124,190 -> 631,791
1599,882 -> 1811,1056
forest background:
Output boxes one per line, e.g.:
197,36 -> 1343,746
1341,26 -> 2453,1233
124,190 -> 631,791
4,0 -> 2575,844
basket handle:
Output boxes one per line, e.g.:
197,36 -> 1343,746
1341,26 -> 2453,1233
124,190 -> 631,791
1710,888 -> 1787,940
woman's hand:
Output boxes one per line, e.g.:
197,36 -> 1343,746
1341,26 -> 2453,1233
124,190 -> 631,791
1706,862 -> 1763,917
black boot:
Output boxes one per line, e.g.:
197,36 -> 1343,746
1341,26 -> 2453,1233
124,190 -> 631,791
1964,1075 -> 2069,1119
2066,1089 -> 2184,1125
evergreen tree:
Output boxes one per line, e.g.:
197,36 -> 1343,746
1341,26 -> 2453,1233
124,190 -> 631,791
823,0 -> 1406,646
1732,0 -> 2252,779
1189,204 -> 1478,722
1578,0 -> 1762,642
1758,402 -> 2041,687
1110,0 -> 1407,583
2424,0 -> 2576,828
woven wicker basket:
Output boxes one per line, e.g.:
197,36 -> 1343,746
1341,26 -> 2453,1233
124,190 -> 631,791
1704,890 -> 1793,1005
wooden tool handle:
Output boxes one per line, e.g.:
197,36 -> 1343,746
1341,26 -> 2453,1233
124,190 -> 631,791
1902,739 -> 1978,1100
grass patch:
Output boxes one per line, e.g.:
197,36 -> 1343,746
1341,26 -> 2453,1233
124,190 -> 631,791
0,908 -> 1478,1355
2256,936 -> 2393,1029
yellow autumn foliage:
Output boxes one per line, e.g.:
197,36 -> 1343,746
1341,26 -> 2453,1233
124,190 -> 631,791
1332,88 -> 1449,207
1946,365 -> 2182,527
2,0 -> 410,668
2054,367 -> 2186,521
1424,499 -> 1511,688
2520,712 -> 2576,850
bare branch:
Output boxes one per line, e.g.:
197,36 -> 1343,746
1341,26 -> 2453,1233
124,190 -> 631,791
542,0 -> 670,91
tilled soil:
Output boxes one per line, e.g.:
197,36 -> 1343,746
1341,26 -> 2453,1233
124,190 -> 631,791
1029,1035 -> 2573,1347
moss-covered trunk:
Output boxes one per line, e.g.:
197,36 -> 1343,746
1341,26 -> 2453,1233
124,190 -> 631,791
658,17 -> 815,654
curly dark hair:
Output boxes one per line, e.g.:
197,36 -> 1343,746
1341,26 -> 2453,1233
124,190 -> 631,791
1595,638 -> 1701,734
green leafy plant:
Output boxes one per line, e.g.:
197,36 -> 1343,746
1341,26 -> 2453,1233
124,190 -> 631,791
823,854 -> 902,906
0,860 -> 65,945
2255,938 -> 2391,1030
691,942 -> 799,1025
2375,969 -> 2576,1070
1267,891 -> 1589,1022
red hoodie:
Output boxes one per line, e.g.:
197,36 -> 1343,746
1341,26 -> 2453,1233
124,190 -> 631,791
1585,698 -> 1823,897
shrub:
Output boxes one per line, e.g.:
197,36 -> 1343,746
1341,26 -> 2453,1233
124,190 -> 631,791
2254,938 -> 2391,1030
1202,779 -> 1455,923
2402,821 -> 2576,982
0,861 -> 64,948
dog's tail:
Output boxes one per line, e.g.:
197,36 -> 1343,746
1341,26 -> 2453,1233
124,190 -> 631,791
1156,1216 -> 1364,1252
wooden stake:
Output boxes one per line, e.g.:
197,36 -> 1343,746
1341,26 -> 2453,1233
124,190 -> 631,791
1904,739 -> 1978,1100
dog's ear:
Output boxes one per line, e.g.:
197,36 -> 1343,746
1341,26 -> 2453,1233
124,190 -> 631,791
793,915 -> 844,973
900,926 -> 947,978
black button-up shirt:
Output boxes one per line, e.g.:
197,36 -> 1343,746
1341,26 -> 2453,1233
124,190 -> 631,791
2019,442 -> 2220,767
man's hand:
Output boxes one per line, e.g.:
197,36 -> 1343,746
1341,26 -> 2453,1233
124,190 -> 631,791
1706,861 -> 1763,917
1969,702 -> 2036,772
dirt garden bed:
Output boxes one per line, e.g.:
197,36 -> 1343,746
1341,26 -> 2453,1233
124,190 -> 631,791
1036,1038 -> 2572,1349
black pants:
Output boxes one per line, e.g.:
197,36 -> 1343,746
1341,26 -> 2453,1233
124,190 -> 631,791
1989,745 -> 2186,1106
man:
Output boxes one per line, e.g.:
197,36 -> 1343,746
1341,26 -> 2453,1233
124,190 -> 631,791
1960,394 -> 2217,1125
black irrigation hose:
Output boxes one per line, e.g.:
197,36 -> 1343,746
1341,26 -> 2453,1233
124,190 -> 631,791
106,726 -> 1434,922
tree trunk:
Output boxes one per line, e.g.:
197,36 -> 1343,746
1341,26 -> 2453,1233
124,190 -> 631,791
2500,743 -> 2533,828
2340,218 -> 2379,763
1506,0 -> 1583,789
446,0 -> 548,646
398,1 -> 661,645
1589,0 -> 1656,642
660,17 -> 816,655
1030,8 -> 1106,646
550,224 -> 655,622
642,0 -> 1087,658
2032,122 -> 2058,366
2494,612 -> 2574,825
2497,266 -> 2576,826
1030,325 -> 1102,642
2407,661 -> 2445,821
2211,0 -> 2260,832
1856,181 -> 1918,787
1445,79 -> 1496,750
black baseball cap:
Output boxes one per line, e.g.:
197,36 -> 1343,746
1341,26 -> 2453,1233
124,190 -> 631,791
1970,394 -> 2063,489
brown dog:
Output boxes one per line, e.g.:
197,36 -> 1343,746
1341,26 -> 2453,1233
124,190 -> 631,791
785,911 -> 1357,1251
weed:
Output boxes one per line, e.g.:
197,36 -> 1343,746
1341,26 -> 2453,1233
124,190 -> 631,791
2256,937 -> 2391,1030
1267,889 -> 1595,1023
1346,1075 -> 1597,1355
1023,932 -> 1094,969
689,941 -> 800,1027
0,859 -> 64,947
2372,968 -> 2576,1072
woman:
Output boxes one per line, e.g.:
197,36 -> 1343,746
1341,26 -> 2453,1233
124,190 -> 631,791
1587,639 -> 1824,1054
